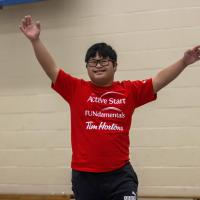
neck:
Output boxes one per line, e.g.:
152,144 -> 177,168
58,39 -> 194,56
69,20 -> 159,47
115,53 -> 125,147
92,80 -> 113,87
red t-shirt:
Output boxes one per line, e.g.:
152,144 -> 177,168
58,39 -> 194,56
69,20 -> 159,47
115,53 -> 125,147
52,69 -> 157,172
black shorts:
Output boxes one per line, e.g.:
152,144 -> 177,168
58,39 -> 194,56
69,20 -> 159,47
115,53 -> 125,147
71,162 -> 138,200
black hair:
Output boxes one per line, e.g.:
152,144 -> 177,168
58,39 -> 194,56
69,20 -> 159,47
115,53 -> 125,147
85,42 -> 117,63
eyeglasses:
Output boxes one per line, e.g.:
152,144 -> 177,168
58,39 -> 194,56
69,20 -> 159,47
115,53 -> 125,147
87,59 -> 113,67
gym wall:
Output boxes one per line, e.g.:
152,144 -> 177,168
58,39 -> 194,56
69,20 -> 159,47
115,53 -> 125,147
0,0 -> 200,198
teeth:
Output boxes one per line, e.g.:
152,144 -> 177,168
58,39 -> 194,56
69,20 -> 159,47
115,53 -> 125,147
95,70 -> 105,73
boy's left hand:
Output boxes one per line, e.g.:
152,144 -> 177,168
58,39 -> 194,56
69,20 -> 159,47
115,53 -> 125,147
182,45 -> 200,66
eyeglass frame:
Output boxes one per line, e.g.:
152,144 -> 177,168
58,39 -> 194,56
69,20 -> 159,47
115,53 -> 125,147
86,58 -> 114,68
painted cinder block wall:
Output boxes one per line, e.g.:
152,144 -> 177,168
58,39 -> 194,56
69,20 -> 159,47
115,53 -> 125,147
0,0 -> 200,197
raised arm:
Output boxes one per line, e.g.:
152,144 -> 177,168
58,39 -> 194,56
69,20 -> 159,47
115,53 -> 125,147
153,45 -> 200,93
19,15 -> 59,83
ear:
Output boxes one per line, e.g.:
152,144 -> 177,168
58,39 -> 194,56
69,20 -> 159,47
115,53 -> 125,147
113,62 -> 117,72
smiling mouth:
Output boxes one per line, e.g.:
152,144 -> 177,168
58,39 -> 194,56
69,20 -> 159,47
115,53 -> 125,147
94,70 -> 106,74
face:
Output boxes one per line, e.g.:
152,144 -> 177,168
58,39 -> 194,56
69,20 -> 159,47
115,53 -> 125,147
86,53 -> 117,87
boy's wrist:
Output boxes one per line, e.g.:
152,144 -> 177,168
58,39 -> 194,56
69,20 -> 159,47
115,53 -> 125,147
30,37 -> 40,45
180,57 -> 189,68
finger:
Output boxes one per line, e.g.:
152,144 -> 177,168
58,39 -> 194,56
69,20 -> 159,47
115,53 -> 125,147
19,25 -> 25,34
193,45 -> 200,52
196,48 -> 200,54
36,21 -> 41,30
22,18 -> 26,29
193,48 -> 200,57
27,15 -> 32,26
24,16 -> 30,26
197,52 -> 200,59
24,15 -> 32,26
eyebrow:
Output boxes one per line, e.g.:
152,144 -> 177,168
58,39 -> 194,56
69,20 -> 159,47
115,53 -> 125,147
88,58 -> 109,61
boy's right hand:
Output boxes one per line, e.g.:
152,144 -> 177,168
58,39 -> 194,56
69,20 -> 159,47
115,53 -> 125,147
19,15 -> 41,42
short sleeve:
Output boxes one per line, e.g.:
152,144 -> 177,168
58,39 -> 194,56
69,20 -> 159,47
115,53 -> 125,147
51,69 -> 80,103
131,78 -> 157,108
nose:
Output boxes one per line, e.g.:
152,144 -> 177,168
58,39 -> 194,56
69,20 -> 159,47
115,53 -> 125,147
96,62 -> 102,68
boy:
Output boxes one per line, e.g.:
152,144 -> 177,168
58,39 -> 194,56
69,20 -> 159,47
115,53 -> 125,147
20,15 -> 200,200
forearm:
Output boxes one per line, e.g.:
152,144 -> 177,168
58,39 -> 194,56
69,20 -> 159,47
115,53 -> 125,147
31,38 -> 59,83
153,58 -> 187,93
